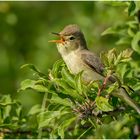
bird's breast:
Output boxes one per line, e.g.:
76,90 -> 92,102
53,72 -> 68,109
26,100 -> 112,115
62,51 -> 103,82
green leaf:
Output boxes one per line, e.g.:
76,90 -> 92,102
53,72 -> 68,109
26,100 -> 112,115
20,64 -> 46,77
127,28 -> 135,37
54,79 -> 84,101
131,31 -> 140,54
15,105 -> 22,117
49,94 -> 73,107
61,67 -> 75,88
111,96 -> 118,107
54,79 -> 73,91
116,37 -> 131,45
0,100 -> 17,107
37,111 -> 60,128
33,85 -> 48,92
19,79 -> 36,91
117,63 -> 129,80
106,82 -> 119,94
107,48 -> 117,66
95,96 -> 114,112
51,59 -> 65,78
28,104 -> 41,116
128,1 -> 136,16
94,116 -> 131,139
58,116 -> 76,138
100,52 -> 109,67
132,81 -> 140,91
0,95 -> 12,120
101,27 -> 117,36
74,71 -> 83,94
121,49 -> 133,59
114,49 -> 133,65
37,111 -> 69,128
126,21 -> 138,29
19,79 -> 48,93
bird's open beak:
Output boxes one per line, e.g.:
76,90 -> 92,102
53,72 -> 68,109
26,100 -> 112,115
48,32 -> 65,43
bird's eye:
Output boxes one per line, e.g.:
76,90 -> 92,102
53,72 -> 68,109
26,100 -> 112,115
69,36 -> 75,40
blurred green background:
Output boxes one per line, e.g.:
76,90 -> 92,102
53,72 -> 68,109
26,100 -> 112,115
0,1 -> 129,110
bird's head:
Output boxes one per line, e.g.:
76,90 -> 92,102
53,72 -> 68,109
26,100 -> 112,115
49,24 -> 87,55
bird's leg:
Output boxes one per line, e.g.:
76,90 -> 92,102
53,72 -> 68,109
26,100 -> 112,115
97,75 -> 110,96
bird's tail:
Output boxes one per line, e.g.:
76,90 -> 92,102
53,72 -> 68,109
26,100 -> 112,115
112,87 -> 140,115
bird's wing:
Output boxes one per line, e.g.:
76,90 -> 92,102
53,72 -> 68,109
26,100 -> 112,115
80,50 -> 117,83
80,50 -> 105,76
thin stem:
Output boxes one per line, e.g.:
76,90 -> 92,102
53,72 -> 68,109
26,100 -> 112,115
37,92 -> 48,139
88,118 -> 96,128
78,125 -> 93,139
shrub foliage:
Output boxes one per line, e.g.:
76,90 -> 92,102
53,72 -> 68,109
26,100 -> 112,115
0,1 -> 140,139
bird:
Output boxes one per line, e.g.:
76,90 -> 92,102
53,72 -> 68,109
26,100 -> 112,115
49,24 -> 140,114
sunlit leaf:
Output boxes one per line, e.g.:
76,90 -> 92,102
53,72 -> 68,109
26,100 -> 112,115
28,104 -> 41,116
127,28 -> 135,37
37,110 -> 69,128
95,96 -> 114,112
107,48 -> 118,67
37,111 -> 60,128
0,95 -> 12,120
58,116 -> 76,138
19,79 -> 36,91
15,105 -> 22,117
54,79 -> 84,101
48,94 -> 73,107
51,59 -> 65,78
33,85 -> 48,93
126,21 -> 138,29
116,37 -> 131,45
19,79 -> 48,93
131,32 -> 140,54
94,116 -> 131,138
74,71 -> 83,94
101,27 -> 117,36
61,67 -> 75,88
100,52 -> 109,67
106,82 -> 119,94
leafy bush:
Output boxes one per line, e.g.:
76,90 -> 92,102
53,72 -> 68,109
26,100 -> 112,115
0,1 -> 140,139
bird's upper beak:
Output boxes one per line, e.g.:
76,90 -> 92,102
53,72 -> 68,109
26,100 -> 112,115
48,32 -> 65,43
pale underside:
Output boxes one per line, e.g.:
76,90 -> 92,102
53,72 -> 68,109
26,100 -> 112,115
57,44 -> 103,83
63,52 -> 103,82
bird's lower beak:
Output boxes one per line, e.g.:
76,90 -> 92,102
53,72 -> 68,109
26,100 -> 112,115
48,39 -> 64,43
48,32 -> 65,43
